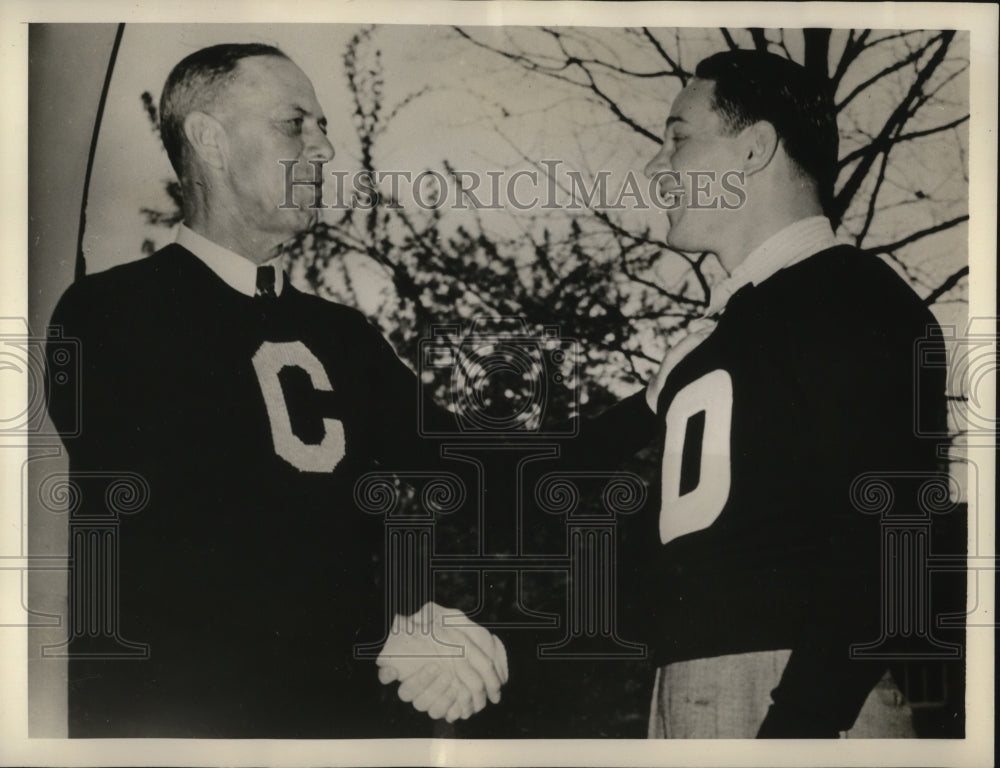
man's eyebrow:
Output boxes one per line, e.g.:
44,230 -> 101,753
284,105 -> 328,127
665,116 -> 686,129
287,105 -> 323,119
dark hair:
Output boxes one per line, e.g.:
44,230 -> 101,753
694,50 -> 839,214
159,43 -> 288,177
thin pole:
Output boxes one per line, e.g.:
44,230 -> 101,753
75,23 -> 125,282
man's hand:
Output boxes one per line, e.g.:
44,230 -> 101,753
376,602 -> 509,722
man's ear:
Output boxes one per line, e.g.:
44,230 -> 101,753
741,121 -> 779,176
183,111 -> 227,171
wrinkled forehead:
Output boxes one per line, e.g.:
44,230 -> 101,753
215,55 -> 320,113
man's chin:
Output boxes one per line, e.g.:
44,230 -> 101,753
665,222 -> 690,251
666,232 -> 710,257
283,206 -> 320,234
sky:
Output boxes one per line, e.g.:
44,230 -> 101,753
78,23 -> 694,319
80,25 -> 970,324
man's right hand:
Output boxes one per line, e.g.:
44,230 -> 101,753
376,602 -> 509,722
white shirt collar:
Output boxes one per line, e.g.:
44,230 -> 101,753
704,216 -> 838,316
176,224 -> 286,297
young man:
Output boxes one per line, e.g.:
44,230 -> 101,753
46,43 -> 510,737
635,50 -> 948,738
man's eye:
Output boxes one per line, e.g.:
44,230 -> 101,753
285,118 -> 304,132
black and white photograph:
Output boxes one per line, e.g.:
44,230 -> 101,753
1,2 -> 995,766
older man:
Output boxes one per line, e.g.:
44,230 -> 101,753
46,43 -> 508,737
635,50 -> 948,738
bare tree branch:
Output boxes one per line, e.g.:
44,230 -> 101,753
861,30 -> 927,51
836,33 -> 945,111
830,29 -> 869,89
898,112 -> 971,142
831,31 -> 956,227
840,113 -> 970,168
641,28 -> 689,84
453,26 -> 662,143
923,266 -> 969,306
855,145 -> 893,245
864,214 -> 969,256
718,28 -> 740,51
803,28 -> 831,77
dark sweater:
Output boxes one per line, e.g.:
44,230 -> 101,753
47,244 -> 656,737
634,245 -> 948,737
48,245 -> 473,736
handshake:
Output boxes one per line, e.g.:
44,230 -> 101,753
376,602 -> 509,722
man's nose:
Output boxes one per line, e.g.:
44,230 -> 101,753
643,144 -> 671,179
308,130 -> 335,163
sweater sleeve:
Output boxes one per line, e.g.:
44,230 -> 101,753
46,280 -> 137,469
757,276 -> 948,738
359,311 -> 658,473
555,389 -> 659,471
356,316 -> 459,472
757,647 -> 888,737
356,317 -> 660,625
